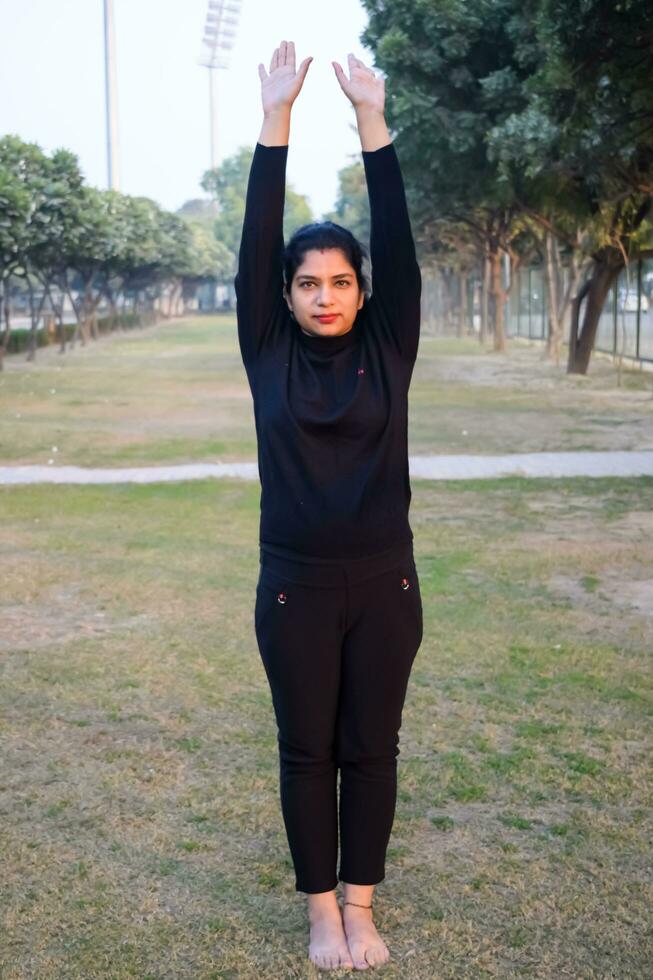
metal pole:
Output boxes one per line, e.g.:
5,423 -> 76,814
208,66 -> 218,171
612,277 -> 617,355
200,1 -> 242,173
103,0 -> 120,190
636,257 -> 642,360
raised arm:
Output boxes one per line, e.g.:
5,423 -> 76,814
333,54 -> 422,363
234,41 -> 312,367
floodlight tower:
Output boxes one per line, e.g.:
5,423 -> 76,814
199,0 -> 242,172
103,0 -> 120,190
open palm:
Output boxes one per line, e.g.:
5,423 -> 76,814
332,53 -> 385,113
258,40 -> 313,115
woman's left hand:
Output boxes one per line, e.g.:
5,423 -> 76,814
332,53 -> 385,114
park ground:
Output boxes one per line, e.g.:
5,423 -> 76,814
1,315 -> 652,978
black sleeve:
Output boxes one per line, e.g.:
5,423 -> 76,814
362,142 -> 422,363
234,142 -> 288,367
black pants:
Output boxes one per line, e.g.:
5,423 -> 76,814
254,540 -> 423,894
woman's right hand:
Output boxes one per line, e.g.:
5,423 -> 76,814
258,40 -> 313,116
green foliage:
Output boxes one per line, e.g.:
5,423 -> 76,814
362,0 -> 531,243
488,0 -> 653,252
0,135 -> 229,331
322,158 -> 371,244
361,0 -> 653,264
200,145 -> 313,257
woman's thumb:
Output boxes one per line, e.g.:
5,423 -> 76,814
299,56 -> 313,80
332,61 -> 345,85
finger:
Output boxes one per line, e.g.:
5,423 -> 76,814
288,40 -> 296,72
258,62 -> 268,82
270,47 -> 278,73
298,56 -> 313,82
351,52 -> 372,73
332,61 -> 347,87
280,39 -> 287,66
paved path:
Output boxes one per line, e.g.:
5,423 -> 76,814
2,451 -> 653,485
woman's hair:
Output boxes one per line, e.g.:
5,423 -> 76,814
282,221 -> 371,298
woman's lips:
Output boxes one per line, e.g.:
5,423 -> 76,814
315,314 -> 339,323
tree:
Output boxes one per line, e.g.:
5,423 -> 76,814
25,148 -> 89,354
0,136 -> 49,365
177,197 -> 219,229
361,0 -> 536,351
322,158 -> 370,243
201,146 -> 313,258
179,223 -> 233,312
361,0 -> 653,369
0,136 -> 248,362
487,0 -> 653,372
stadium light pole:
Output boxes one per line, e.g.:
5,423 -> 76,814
199,0 -> 242,172
103,0 -> 120,190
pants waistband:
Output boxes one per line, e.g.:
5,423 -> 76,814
258,539 -> 415,589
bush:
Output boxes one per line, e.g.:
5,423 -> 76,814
6,312 -> 148,354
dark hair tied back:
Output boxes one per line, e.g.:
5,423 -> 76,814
282,221 -> 370,298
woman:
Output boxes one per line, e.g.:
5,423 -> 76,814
235,40 -> 423,971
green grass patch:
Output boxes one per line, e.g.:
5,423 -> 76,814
1,324 -> 652,977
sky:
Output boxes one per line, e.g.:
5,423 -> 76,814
0,0 -> 372,219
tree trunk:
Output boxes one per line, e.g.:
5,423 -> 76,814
568,248 -> 623,374
69,291 -> 84,348
480,255 -> 490,344
558,246 -> 592,362
51,284 -> 68,353
459,273 -> 468,337
0,278 -> 8,371
104,288 -> 118,332
26,277 -> 47,362
490,247 -> 507,353
544,231 -> 562,363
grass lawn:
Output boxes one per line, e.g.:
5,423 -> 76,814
1,316 -> 652,978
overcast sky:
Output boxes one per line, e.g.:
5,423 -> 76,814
1,0 -> 373,218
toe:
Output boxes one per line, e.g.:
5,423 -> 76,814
376,944 -> 390,965
349,944 -> 369,970
367,945 -> 382,966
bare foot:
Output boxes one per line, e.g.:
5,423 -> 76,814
341,904 -> 390,970
309,905 -> 354,971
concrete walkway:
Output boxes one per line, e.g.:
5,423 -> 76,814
2,451 -> 653,485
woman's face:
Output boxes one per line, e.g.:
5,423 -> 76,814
283,248 -> 365,338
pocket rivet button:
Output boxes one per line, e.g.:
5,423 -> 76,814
277,592 -> 287,604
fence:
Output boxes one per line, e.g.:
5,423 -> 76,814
421,257 -> 653,365
506,257 -> 653,362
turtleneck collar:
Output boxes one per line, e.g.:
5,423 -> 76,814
293,302 -> 366,353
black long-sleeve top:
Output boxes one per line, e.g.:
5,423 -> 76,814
234,139 -> 421,561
